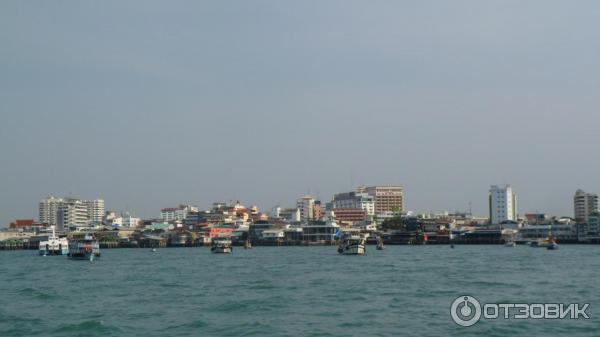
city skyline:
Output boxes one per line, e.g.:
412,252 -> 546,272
3,184 -> 598,227
2,1 -> 600,225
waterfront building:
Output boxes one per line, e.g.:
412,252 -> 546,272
297,196 -> 315,222
57,198 -> 89,230
278,208 -> 301,222
39,196 -> 63,225
313,201 -> 325,220
489,185 -> 517,225
161,207 -> 188,222
518,224 -> 578,243
40,196 -> 105,228
331,208 -> 367,225
363,186 -> 404,215
332,191 -> 375,216
84,199 -> 105,223
574,189 -> 599,224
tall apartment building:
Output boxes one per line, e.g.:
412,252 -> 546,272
39,196 -> 64,225
489,185 -> 517,225
57,198 -> 90,230
84,199 -> 105,223
297,196 -> 315,222
332,191 -> 375,216
39,196 -> 105,229
574,189 -> 599,223
363,186 -> 404,215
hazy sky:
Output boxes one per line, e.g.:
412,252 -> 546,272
1,1 -> 599,225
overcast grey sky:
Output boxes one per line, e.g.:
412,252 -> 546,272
1,1 -> 599,225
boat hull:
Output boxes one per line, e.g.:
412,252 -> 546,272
211,247 -> 232,254
339,244 -> 366,255
39,248 -> 69,256
68,252 -> 101,261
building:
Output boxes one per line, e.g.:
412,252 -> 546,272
574,189 -> 598,224
39,196 -> 64,225
278,208 -> 301,222
332,191 -> 375,216
40,196 -> 104,228
84,199 -> 105,223
161,207 -> 187,222
57,198 -> 89,230
332,208 -> 367,224
363,186 -> 404,215
489,185 -> 517,225
313,201 -> 325,220
297,196 -> 315,222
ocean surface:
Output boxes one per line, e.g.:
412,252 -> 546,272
1,245 -> 599,337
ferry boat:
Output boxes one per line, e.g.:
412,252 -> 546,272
68,235 -> 101,261
211,238 -> 232,254
337,234 -> 366,255
38,226 -> 69,256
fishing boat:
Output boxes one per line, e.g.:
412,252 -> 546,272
68,235 -> 100,261
211,237 -> 232,254
38,226 -> 69,256
337,234 -> 366,255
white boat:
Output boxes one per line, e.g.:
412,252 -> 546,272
211,238 -> 232,254
337,235 -> 366,255
38,226 -> 69,256
505,241 -> 516,247
68,235 -> 101,261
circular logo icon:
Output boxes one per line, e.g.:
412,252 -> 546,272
450,295 -> 482,327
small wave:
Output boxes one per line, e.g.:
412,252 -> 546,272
51,320 -> 121,336
16,287 -> 56,300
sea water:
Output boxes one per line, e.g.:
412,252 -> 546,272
1,245 -> 598,336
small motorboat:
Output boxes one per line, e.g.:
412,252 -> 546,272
547,240 -> 559,250
211,238 -> 232,254
376,238 -> 384,250
337,234 -> 366,255
151,248 -> 157,252
505,241 -> 516,247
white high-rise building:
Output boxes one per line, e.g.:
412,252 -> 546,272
297,196 -> 315,222
57,198 -> 89,230
39,196 -> 105,229
489,185 -> 517,225
574,189 -> 599,223
332,191 -> 375,216
84,199 -> 105,223
39,196 -> 64,225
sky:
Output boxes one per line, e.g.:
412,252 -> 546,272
1,1 -> 600,225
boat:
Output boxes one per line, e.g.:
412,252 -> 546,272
547,238 -> 559,250
38,226 -> 69,256
68,235 -> 100,261
376,237 -> 384,250
337,234 -> 366,255
151,248 -> 157,252
211,238 -> 232,254
505,241 -> 516,247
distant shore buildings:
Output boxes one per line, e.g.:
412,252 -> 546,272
5,184 -> 600,250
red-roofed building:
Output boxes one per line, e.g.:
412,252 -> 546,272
9,219 -> 37,229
